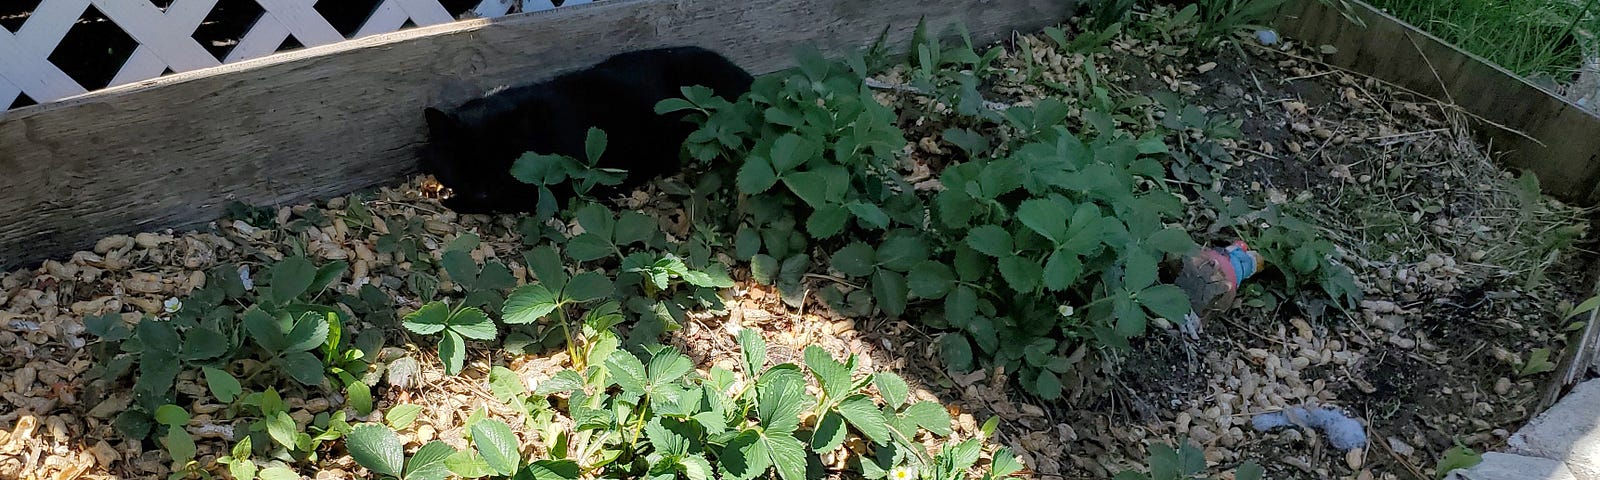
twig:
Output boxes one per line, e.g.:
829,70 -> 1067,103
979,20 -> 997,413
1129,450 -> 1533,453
1372,415 -> 1429,480
1403,31 -> 1456,106
803,273 -> 862,290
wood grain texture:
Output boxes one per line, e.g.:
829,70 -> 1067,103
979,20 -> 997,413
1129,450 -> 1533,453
1277,0 -> 1600,205
0,0 -> 1073,269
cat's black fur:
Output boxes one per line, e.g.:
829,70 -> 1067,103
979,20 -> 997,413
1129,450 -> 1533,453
422,46 -> 754,214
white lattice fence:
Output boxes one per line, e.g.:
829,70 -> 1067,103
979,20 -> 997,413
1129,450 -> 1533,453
0,0 -> 588,111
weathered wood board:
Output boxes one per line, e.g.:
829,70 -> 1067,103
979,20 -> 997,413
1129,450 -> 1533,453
0,0 -> 1074,269
1276,0 -> 1600,205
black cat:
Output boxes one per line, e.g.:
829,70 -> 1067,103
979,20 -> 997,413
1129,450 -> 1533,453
422,46 -> 754,214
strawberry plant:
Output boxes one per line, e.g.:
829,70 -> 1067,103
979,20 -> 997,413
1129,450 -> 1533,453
348,323 -> 1024,480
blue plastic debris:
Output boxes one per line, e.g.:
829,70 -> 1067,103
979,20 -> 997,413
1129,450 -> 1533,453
1255,29 -> 1281,46
1252,406 -> 1367,450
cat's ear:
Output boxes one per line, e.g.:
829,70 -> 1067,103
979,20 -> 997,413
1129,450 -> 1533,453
424,107 -> 458,136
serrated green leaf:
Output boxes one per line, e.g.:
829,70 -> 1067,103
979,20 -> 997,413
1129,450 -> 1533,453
534,370 -> 585,396
809,412 -> 847,453
901,401 -> 952,436
405,441 -> 456,480
502,285 -> 559,324
439,331 -> 466,376
872,270 -> 909,316
269,257 -> 317,304
847,202 -> 891,229
1114,295 -> 1148,338
945,285 -> 978,325
1034,371 -> 1063,400
769,134 -> 815,172
1146,227 -> 1194,254
806,204 -> 851,238
181,327 -> 228,361
523,246 -> 567,288
408,272 -> 440,302
737,158 -> 779,194
647,348 -> 695,385
803,346 -> 852,400
940,334 -> 975,372
875,233 -> 929,272
750,254 -> 779,285
449,307 -> 497,340
444,232 -> 481,253
830,242 -> 877,277
966,225 -> 1013,257
645,417 -> 692,457
719,430 -> 772,480
510,153 -> 572,186
583,127 -> 608,164
606,350 -> 650,396
739,329 -> 767,377
764,432 -> 808,480
1017,199 -> 1069,242
470,419 -> 519,476
734,227 -> 762,260
284,312 -> 330,352
446,448 -> 494,478
203,367 -> 242,403
907,261 -> 955,299
1042,250 -> 1083,291
525,460 -> 581,480
442,251 -> 479,289
1234,461 -> 1265,480
487,367 -> 524,404
872,373 -> 909,409
565,271 -> 614,302
403,302 -> 451,334
947,438 -> 984,471
1138,285 -> 1192,321
614,210 -> 656,246
783,168 -> 847,207
280,351 -> 325,385
348,424 -> 405,477
998,255 -> 1042,292
838,395 -> 890,444
1124,250 -> 1159,290
655,97 -> 698,115
565,233 -> 614,263
475,261 -> 516,291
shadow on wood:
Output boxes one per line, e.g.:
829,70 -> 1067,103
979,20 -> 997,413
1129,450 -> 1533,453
0,0 -> 1074,269
1276,0 -> 1600,206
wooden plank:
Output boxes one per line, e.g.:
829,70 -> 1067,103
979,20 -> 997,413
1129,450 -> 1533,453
1276,0 -> 1600,205
0,0 -> 1073,269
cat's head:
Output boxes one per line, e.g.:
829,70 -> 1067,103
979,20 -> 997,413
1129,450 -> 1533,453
422,106 -> 536,213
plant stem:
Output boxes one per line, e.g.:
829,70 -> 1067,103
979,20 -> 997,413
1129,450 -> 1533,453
558,306 -> 581,370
